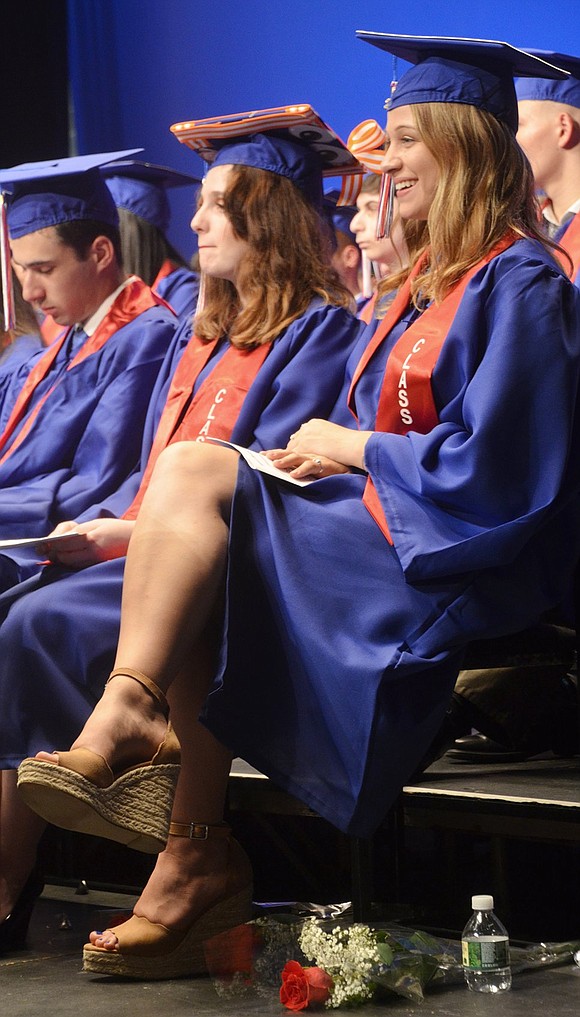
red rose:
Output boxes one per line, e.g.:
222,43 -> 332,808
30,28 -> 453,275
280,960 -> 333,1011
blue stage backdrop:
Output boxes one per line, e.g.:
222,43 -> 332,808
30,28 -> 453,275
68,0 -> 579,259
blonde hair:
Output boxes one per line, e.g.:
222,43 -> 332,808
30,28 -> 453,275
194,165 -> 351,348
378,102 -> 564,306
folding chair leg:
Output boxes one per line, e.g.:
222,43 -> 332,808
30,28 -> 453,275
349,835 -> 374,921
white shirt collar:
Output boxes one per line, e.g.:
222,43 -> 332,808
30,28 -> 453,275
543,198 -> 580,228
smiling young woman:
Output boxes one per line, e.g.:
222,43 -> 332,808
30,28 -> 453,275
377,99 -> 550,308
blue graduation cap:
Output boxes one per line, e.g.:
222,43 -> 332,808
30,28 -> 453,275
356,34 -> 569,132
170,105 -> 362,209
516,50 -> 580,109
0,149 -> 143,239
101,160 -> 201,233
324,189 -> 357,241
0,149 -> 142,329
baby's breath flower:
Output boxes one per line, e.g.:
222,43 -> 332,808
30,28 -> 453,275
298,920 -> 382,1007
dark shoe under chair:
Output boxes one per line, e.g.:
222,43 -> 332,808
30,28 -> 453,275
0,868 -> 45,955
447,671 -> 578,763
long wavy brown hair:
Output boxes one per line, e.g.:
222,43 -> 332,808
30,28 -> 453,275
378,102 -> 568,307
194,164 -> 352,348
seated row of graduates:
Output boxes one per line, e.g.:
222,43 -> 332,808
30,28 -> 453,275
0,35 -> 580,979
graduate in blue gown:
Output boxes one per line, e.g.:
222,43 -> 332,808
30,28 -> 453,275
435,50 -> 580,763
516,51 -> 580,286
324,188 -> 362,303
13,41 -> 580,978
0,109 -> 362,958
0,151 -> 178,587
102,160 -> 201,321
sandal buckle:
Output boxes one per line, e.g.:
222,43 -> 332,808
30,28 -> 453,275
187,823 -> 209,840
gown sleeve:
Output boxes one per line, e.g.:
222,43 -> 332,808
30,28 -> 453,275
231,301 -> 365,450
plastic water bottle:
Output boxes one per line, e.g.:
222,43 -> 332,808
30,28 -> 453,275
461,894 -> 512,993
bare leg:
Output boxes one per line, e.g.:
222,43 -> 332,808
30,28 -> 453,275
0,770 -> 45,920
88,635 -> 251,951
32,441 -> 249,952
31,443 -> 248,960
37,441 -> 240,772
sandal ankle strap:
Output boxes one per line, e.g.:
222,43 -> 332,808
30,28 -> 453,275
107,668 -> 169,714
169,821 -> 231,840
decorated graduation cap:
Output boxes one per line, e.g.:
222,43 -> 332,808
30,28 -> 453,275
516,50 -> 580,109
101,160 -> 201,234
356,34 -> 569,133
0,148 -> 141,329
170,105 -> 362,208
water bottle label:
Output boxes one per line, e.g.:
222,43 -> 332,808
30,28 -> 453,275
462,938 -> 509,970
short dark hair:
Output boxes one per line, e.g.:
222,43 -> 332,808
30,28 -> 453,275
54,219 -> 123,267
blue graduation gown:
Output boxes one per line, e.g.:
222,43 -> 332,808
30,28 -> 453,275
155,266 -> 199,322
0,302 -> 178,585
0,334 -> 43,373
0,334 -> 45,433
0,301 -> 363,767
199,239 -> 580,836
84,317 -> 194,522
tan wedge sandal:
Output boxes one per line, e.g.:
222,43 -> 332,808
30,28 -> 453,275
17,668 -> 181,853
82,822 -> 254,979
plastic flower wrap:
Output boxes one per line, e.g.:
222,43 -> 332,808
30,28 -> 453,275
203,910 -> 580,1011
204,913 -> 462,1007
296,918 -> 461,1007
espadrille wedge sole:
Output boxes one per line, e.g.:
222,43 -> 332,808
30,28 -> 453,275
82,884 -> 253,979
17,730 -> 180,853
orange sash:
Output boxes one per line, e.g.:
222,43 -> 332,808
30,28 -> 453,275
349,236 -> 516,541
556,213 -> 580,282
123,336 -> 271,519
152,259 -> 179,290
0,279 -> 169,465
39,315 -> 65,345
